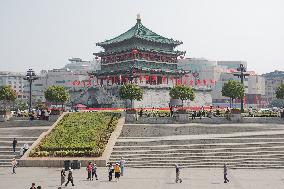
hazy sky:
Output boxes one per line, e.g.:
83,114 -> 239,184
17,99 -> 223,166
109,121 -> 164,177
1,0 -> 284,74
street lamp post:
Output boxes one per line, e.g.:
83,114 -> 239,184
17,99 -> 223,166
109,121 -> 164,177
24,69 -> 39,113
233,64 -> 250,113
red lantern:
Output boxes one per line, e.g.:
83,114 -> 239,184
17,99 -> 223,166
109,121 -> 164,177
203,79 -> 207,85
190,80 -> 194,85
183,79 -> 187,85
145,75 -> 150,81
196,79 -> 201,85
210,79 -> 215,84
132,49 -> 139,54
177,79 -> 182,85
162,76 -> 167,83
72,80 -> 80,86
152,75 -> 157,81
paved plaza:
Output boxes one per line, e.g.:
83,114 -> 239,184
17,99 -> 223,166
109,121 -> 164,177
1,167 -> 284,189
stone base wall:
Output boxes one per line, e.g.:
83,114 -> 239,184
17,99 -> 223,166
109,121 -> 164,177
86,86 -> 212,108
126,115 -> 284,124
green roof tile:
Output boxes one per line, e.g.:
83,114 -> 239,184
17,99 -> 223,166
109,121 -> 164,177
96,18 -> 182,47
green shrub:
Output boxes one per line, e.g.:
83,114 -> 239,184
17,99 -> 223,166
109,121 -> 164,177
30,112 -> 120,157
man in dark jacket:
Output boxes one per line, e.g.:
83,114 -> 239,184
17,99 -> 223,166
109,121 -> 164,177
65,169 -> 75,186
224,164 -> 230,183
12,138 -> 17,153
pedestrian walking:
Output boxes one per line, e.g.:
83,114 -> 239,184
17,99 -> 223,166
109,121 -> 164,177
23,143 -> 29,154
224,163 -> 230,183
11,158 -> 17,174
175,164 -> 182,183
65,169 -> 75,186
60,168 -> 66,186
119,157 -> 126,176
92,163 -> 98,180
30,183 -> 36,189
12,138 -> 17,153
191,111 -> 196,120
86,162 -> 92,180
108,163 -> 114,181
114,163 -> 121,181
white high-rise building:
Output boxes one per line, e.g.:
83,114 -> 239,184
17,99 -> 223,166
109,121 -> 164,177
0,71 -> 26,99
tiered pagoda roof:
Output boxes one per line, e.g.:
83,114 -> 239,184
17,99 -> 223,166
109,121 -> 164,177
96,15 -> 183,48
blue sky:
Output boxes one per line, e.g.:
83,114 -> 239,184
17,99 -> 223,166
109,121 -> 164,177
0,0 -> 283,74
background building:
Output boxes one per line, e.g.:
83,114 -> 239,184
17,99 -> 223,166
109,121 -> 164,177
64,58 -> 100,74
262,70 -> 284,105
178,58 -> 265,108
0,71 -> 26,99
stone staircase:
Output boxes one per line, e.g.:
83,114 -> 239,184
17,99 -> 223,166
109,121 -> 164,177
109,123 -> 284,168
0,118 -> 55,167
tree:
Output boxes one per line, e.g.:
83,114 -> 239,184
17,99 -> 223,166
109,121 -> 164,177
44,85 -> 69,109
221,80 -> 245,108
169,85 -> 195,107
119,84 -> 143,108
276,84 -> 284,99
0,85 -> 17,110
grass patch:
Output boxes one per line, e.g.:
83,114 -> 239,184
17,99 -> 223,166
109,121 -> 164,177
30,112 -> 120,157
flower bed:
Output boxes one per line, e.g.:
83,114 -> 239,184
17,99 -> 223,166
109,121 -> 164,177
30,112 -> 120,157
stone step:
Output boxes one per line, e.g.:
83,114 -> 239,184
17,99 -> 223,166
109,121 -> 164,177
109,156 -> 284,162
0,154 -> 21,159
0,151 -> 22,155
114,138 -> 284,146
0,137 -> 38,141
109,159 -> 284,165
0,147 -> 21,151
0,120 -> 53,127
113,142 -> 284,150
119,162 -> 284,168
110,151 -> 284,158
125,165 -> 284,169
111,146 -> 284,155
0,141 -> 34,145
0,158 -> 20,163
113,143 -> 284,152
